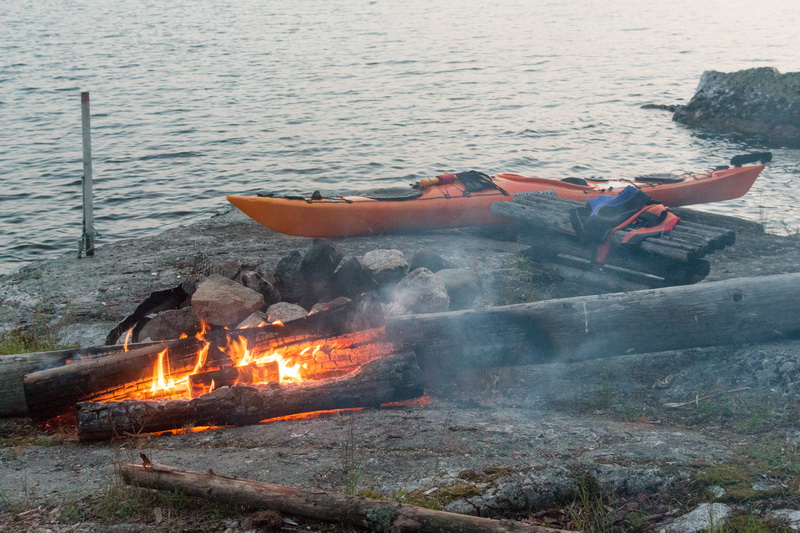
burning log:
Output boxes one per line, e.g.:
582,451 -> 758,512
76,351 -> 423,441
387,273 -> 800,367
22,299 -> 385,421
120,461 -> 575,533
187,362 -> 279,397
0,342 -> 160,417
23,337 -> 208,421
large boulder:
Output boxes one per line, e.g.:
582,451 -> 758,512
191,274 -> 264,327
332,256 -> 377,298
240,270 -> 282,308
266,302 -> 308,324
409,249 -> 454,273
673,67 -> 800,147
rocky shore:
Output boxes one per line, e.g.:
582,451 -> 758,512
1,208 -> 799,532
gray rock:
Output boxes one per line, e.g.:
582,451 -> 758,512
438,268 -> 482,310
236,311 -> 267,329
708,485 -> 727,499
138,307 -> 201,341
274,251 -> 305,303
752,480 -> 781,491
266,302 -> 308,324
309,296 -> 352,315
333,256 -> 376,298
191,274 -> 264,327
209,260 -> 243,281
409,249 -> 454,273
300,239 -> 344,303
240,271 -> 281,308
361,249 -> 409,285
391,267 -> 450,315
673,67 -> 800,147
767,509 -> 800,531
663,503 -> 732,533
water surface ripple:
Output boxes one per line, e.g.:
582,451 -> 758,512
2,0 -> 799,274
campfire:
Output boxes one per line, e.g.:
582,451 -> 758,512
21,240 -> 460,440
23,298 -> 422,441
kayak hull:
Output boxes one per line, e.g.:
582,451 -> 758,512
227,165 -> 764,238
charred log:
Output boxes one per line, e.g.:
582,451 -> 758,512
24,337 -> 208,421
21,299 -> 386,421
387,273 -> 800,367
120,462 -> 574,533
0,342 -> 160,417
76,351 -> 423,441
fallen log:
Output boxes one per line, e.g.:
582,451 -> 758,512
23,338 -> 208,421
386,273 -> 800,367
76,351 -> 423,441
120,462 -> 575,533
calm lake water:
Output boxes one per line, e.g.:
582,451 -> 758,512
2,0 -> 799,275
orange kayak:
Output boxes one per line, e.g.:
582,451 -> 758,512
227,164 -> 764,238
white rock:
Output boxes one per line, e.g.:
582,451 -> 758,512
664,503 -> 732,533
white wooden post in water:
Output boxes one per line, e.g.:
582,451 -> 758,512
80,91 -> 95,257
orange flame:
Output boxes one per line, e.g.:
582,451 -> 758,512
123,328 -> 133,351
150,349 -> 176,394
144,329 -> 310,401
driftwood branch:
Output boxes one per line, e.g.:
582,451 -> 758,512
120,462 -> 577,533
76,351 -> 423,441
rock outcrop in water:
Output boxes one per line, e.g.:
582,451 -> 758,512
672,67 -> 800,147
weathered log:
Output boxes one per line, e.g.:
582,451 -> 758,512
0,342 -> 160,417
519,230 -> 710,286
120,462 -> 574,533
386,273 -> 800,367
532,261 -> 654,293
492,201 -> 698,263
77,351 -> 423,441
502,194 -> 735,255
